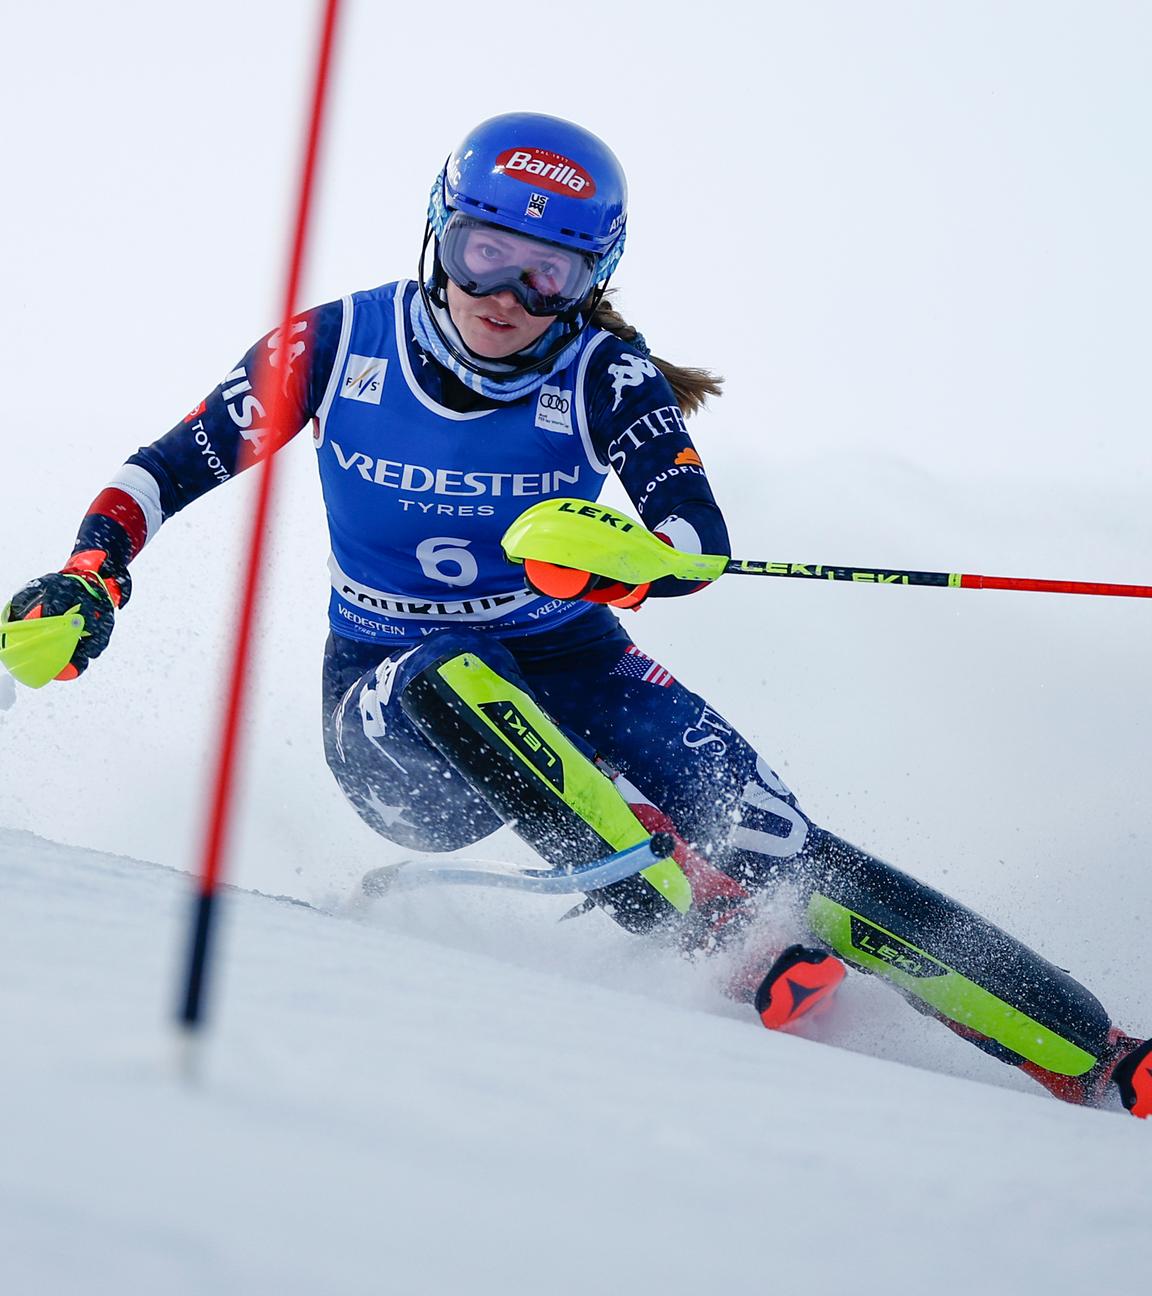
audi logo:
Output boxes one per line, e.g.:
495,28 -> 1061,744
540,392 -> 570,413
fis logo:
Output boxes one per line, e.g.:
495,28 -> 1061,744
534,385 -> 573,434
478,701 -> 565,791
340,355 -> 388,404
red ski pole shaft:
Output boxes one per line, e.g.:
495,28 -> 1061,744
180,0 -> 343,1034
957,573 -> 1152,598
722,560 -> 1152,599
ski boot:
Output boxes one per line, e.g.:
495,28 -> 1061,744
750,945 -> 848,1031
628,800 -> 848,1030
626,802 -> 849,1031
626,798 -> 752,948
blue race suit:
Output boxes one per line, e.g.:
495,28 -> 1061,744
70,281 -> 814,923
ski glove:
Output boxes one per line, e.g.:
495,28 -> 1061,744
6,558 -> 130,680
522,531 -> 673,611
523,559 -> 652,610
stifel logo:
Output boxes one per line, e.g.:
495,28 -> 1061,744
496,147 -> 596,198
675,449 -> 703,467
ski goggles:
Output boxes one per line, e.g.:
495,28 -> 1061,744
438,213 -> 598,317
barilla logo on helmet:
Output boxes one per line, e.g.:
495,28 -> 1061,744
495,147 -> 596,198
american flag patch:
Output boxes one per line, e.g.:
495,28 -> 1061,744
609,645 -> 675,687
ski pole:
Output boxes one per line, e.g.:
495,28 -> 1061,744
501,500 -> 1152,601
362,835 -> 676,900
714,561 -> 1152,598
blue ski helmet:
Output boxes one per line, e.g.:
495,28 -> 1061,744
428,112 -> 628,287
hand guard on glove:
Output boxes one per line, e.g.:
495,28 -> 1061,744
5,557 -> 129,680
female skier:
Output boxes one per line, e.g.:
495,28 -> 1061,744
7,112 -> 1149,1118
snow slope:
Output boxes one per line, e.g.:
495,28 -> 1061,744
2,827 -> 1148,1296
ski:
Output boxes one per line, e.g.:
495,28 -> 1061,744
361,832 -> 675,898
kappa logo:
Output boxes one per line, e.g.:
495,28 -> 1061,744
534,385 -> 573,434
371,646 -> 418,708
267,319 -> 308,394
356,646 -> 418,774
340,355 -> 388,404
608,353 -> 659,411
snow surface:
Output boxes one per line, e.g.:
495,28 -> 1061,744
2,2 -> 1151,1291
2,828 -> 1149,1295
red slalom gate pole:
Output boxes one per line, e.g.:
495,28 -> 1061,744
179,0 -> 343,1035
